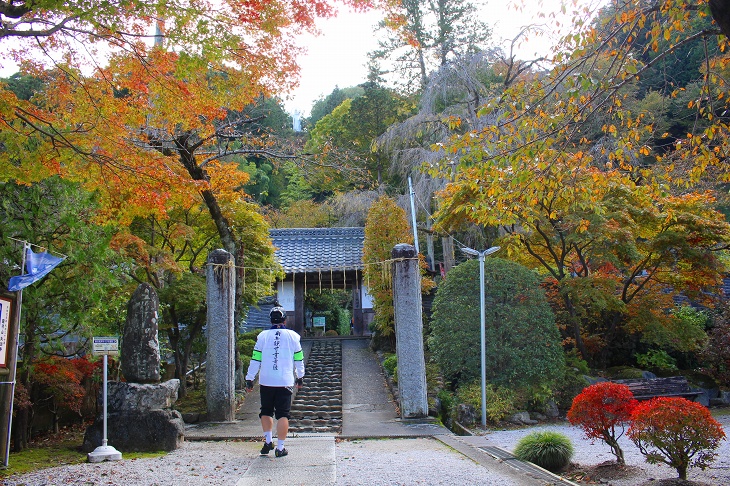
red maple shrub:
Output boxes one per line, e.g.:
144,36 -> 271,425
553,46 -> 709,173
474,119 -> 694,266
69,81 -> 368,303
567,381 -> 638,464
628,397 -> 726,480
33,356 -> 87,432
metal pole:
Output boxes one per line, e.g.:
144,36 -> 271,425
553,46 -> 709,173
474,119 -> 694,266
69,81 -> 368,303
102,354 -> 108,447
460,245 -> 500,429
87,344 -> 121,462
479,251 -> 487,428
408,177 -> 420,254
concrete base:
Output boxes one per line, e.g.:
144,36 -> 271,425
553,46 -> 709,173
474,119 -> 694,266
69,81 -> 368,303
87,445 -> 122,463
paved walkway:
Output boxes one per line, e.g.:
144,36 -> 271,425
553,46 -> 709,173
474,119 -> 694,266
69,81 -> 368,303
185,338 -> 572,485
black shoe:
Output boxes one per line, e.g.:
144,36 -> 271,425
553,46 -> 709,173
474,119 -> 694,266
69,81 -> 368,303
260,442 -> 274,455
275,447 -> 288,458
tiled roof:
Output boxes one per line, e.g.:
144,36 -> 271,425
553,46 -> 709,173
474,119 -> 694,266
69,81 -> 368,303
270,227 -> 365,273
242,295 -> 277,330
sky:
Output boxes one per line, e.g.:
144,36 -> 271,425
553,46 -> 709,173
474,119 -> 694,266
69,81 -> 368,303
0,0 -> 572,117
284,0 -> 571,116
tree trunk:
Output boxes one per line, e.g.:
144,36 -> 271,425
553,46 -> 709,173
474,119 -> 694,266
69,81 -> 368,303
710,0 -> 730,38
166,305 -> 185,398
177,145 -> 246,388
678,464 -> 688,481
11,408 -> 29,452
562,293 -> 589,361
605,435 -> 625,465
13,321 -> 38,452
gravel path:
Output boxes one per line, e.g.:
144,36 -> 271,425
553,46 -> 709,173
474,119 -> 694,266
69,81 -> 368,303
2,437 -> 530,486
3,415 -> 728,485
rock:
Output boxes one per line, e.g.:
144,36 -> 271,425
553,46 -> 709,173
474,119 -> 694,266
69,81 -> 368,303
106,380 -> 180,412
456,403 -> 477,426
181,412 -> 201,424
83,409 -> 184,453
121,283 -> 161,383
641,370 -> 657,379
584,376 -> 608,385
508,411 -> 537,425
532,412 -> 547,421
544,400 -> 560,419
691,387 -> 714,407
429,396 -> 442,417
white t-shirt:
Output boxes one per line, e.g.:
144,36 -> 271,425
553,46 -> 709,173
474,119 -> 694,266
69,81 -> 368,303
245,327 -> 305,387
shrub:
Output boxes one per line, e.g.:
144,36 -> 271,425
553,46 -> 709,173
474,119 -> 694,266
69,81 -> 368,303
635,349 -> 677,372
514,431 -> 574,472
325,329 -> 339,336
553,350 -> 590,410
382,354 -> 398,383
382,354 -> 397,376
429,258 -> 564,396
338,308 -> 351,336
239,338 -> 257,357
567,381 -> 637,465
33,356 -> 86,431
239,338 -> 257,371
239,329 -> 263,342
437,389 -> 454,423
455,380 -> 516,423
628,397 -> 726,480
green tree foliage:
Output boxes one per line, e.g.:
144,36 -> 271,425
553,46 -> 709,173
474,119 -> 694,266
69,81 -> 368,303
304,289 -> 352,334
363,195 -> 413,348
308,86 -> 365,128
436,122 -> 730,367
701,304 -> 730,388
639,305 -> 709,370
157,273 -> 206,398
429,258 -> 564,397
305,83 -> 414,192
0,178 -> 128,450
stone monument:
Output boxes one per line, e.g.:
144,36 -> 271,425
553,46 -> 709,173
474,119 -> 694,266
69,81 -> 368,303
392,243 -> 428,418
205,249 -> 236,422
83,283 -> 184,452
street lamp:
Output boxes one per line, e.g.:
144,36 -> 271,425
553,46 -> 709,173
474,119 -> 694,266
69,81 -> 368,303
461,245 -> 501,428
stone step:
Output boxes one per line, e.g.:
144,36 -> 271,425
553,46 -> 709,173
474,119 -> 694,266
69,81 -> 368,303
289,339 -> 342,434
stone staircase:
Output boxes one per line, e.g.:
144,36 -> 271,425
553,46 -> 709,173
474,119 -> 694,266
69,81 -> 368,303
289,339 -> 342,433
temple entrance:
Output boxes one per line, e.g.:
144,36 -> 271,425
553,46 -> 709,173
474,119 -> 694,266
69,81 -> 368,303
304,288 -> 354,337
242,227 -> 374,336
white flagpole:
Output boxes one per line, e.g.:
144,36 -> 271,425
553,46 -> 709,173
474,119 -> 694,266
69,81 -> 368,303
3,242 -> 27,467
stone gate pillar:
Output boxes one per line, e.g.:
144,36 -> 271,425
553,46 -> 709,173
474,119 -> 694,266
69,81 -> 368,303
392,243 -> 428,418
206,249 -> 236,422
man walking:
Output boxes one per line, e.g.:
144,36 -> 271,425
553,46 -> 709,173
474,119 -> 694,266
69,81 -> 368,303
245,305 -> 305,457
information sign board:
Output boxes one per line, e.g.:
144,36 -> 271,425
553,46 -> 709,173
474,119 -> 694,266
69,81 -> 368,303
92,336 -> 119,356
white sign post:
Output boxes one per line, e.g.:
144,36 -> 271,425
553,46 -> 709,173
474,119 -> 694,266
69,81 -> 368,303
87,337 -> 122,463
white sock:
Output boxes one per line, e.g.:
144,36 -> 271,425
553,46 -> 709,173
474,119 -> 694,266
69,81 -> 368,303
264,431 -> 272,443
277,439 -> 285,451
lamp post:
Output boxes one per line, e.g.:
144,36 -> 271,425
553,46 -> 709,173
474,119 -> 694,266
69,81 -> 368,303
461,245 -> 500,428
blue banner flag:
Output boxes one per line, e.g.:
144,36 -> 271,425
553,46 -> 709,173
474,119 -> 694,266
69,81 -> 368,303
8,247 -> 64,292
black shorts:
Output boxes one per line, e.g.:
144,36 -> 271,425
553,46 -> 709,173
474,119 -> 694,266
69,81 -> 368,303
259,385 -> 293,419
